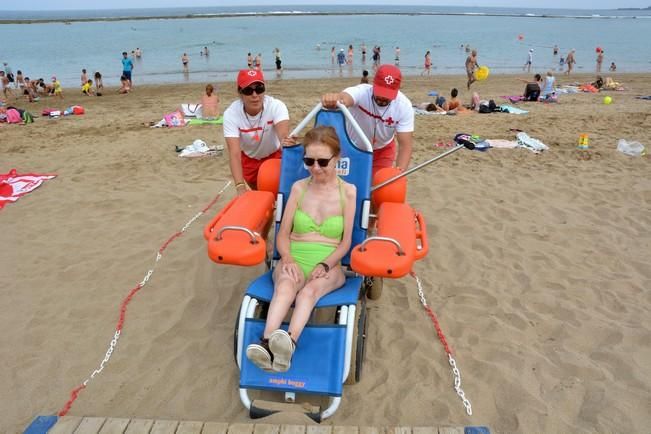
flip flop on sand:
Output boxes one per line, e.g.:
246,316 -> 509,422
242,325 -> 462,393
246,339 -> 273,372
269,329 -> 296,372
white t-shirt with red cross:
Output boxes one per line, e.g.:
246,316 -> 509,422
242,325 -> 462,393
223,95 -> 289,159
343,83 -> 414,150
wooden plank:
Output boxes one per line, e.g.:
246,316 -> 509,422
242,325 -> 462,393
254,424 -> 280,434
228,423 -> 255,434
202,422 -> 229,434
387,427 -> 411,434
49,416 -> 83,434
124,419 -> 154,434
306,426 -> 332,434
98,418 -> 131,434
280,425 -> 306,434
176,421 -> 205,434
74,417 -> 106,434
333,427 -> 358,434
360,427 -> 384,434
412,428 -> 437,434
437,428 -> 464,434
150,420 -> 179,434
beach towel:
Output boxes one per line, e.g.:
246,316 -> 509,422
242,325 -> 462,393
187,116 -> 224,125
516,132 -> 549,153
485,139 -> 519,149
177,139 -> 223,158
499,105 -> 529,114
501,95 -> 525,103
413,108 -> 446,115
0,169 -> 57,210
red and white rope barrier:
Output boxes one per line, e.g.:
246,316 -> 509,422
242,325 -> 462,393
58,181 -> 231,416
411,272 -> 473,416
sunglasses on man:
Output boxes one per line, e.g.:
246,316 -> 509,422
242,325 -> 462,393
240,83 -> 266,96
303,155 -> 335,167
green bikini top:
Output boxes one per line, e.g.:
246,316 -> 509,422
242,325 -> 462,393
292,178 -> 345,240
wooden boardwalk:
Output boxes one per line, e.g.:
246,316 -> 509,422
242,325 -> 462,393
25,416 -> 490,434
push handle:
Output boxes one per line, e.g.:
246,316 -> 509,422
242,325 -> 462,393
357,236 -> 406,256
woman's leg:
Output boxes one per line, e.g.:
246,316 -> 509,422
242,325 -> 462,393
264,267 -> 304,338
288,266 -> 345,341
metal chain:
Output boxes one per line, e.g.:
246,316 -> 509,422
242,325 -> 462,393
58,181 -> 231,416
413,273 -> 473,416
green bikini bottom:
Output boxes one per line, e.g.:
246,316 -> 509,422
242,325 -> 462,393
289,241 -> 337,278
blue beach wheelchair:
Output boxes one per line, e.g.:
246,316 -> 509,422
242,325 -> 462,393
234,103 -> 374,421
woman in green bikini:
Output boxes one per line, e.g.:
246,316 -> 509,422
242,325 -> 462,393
246,126 -> 357,372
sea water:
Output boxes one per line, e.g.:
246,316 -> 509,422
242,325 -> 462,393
1,5 -> 650,87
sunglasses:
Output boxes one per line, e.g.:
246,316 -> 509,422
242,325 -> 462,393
373,95 -> 391,107
303,155 -> 335,167
240,83 -> 265,96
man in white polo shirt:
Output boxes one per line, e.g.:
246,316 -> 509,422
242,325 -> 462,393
321,64 -> 414,175
223,69 -> 290,194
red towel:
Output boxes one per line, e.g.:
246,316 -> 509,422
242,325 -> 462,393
0,169 -> 57,210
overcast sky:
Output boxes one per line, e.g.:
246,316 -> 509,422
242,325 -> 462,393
7,1 -> 650,11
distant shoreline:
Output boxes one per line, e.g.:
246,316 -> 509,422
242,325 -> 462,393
1,10 -> 647,25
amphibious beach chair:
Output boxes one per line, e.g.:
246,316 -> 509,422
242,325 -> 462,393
204,103 -> 429,421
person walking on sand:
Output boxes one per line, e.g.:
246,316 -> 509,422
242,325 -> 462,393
182,53 -> 189,72
320,64 -> 414,175
565,49 -> 576,75
223,69 -> 290,194
596,49 -> 604,73
421,50 -> 432,76
121,51 -> 134,87
523,48 -> 533,73
466,49 -> 479,89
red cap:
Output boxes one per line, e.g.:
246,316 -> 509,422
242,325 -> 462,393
373,64 -> 402,100
237,69 -> 265,89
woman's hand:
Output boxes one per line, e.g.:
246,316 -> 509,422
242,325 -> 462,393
309,263 -> 329,281
280,257 -> 302,283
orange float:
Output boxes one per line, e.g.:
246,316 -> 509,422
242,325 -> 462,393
371,167 -> 406,208
351,201 -> 428,278
204,190 -> 275,266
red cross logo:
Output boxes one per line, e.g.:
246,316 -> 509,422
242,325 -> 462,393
247,70 -> 257,76
385,116 -> 394,125
384,75 -> 395,85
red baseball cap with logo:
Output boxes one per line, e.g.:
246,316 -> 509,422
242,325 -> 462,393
373,64 -> 402,100
237,69 -> 265,89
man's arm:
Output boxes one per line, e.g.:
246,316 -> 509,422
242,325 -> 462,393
321,91 -> 354,109
274,119 -> 290,145
395,131 -> 413,171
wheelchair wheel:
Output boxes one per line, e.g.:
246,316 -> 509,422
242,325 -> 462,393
345,294 -> 367,385
365,276 -> 383,300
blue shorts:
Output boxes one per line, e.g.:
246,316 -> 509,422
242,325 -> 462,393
123,70 -> 132,81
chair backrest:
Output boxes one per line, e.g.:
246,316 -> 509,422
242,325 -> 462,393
274,109 -> 373,266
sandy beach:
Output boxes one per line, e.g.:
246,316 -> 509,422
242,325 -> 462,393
1,72 -> 650,434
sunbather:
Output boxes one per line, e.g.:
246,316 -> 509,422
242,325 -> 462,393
200,84 -> 220,119
246,125 -> 357,373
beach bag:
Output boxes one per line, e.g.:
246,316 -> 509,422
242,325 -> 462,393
6,109 -> 22,124
164,110 -> 185,127
22,111 -> 34,124
181,103 -> 202,117
478,99 -> 497,113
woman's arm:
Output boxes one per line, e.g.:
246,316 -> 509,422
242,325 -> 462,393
276,182 -> 303,282
224,137 -> 248,195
